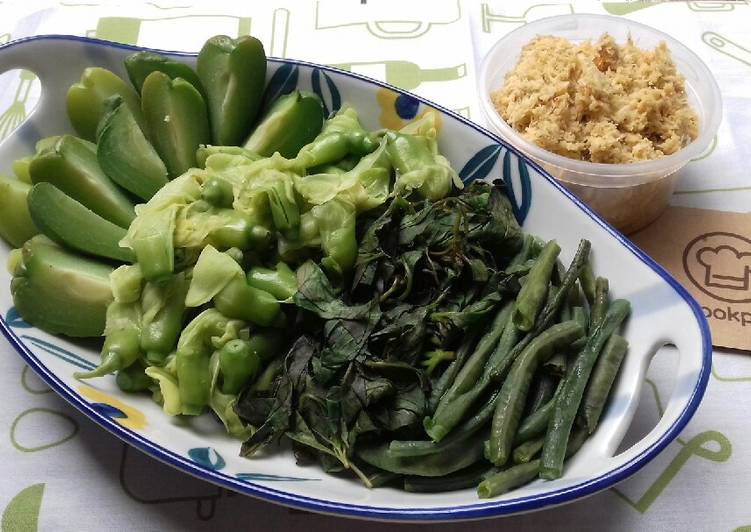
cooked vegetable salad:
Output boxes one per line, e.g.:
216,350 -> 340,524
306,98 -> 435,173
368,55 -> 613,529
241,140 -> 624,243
0,35 -> 631,499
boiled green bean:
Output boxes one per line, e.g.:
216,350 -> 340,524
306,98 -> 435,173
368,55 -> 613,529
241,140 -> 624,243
543,353 -> 566,377
579,261 -> 596,304
513,436 -> 545,464
427,328 -> 480,413
486,321 -> 584,466
479,428 -> 587,498
514,378 -> 564,445
527,372 -> 557,414
403,462 -> 491,493
512,241 -> 560,332
425,302 -> 512,440
582,334 -> 628,433
390,388 -> 501,458
358,430 -> 486,477
590,277 -> 609,333
540,300 -> 630,479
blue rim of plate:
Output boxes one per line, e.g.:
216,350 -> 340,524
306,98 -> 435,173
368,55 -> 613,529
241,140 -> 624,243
0,35 -> 712,522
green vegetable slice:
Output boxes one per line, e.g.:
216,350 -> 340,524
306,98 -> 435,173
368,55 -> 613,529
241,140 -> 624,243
27,182 -> 133,262
141,71 -> 210,177
29,135 -> 135,228
10,236 -> 113,337
197,35 -> 267,146
66,67 -> 145,142
0,174 -> 38,248
243,90 -> 324,158
97,95 -> 168,201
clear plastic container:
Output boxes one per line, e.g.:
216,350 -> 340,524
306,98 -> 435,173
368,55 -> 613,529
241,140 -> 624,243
478,14 -> 722,234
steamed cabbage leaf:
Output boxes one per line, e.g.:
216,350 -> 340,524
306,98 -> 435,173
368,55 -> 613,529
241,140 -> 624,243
295,138 -> 391,212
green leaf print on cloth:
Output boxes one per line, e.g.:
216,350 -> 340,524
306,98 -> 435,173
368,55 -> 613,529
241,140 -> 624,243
702,32 -> 751,67
2,483 -> 44,532
603,2 -> 662,16
711,362 -> 751,382
10,408 -> 79,453
613,430 -> 731,513
612,379 -> 732,513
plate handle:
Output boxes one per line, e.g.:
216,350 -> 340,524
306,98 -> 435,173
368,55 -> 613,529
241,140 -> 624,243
590,307 -> 710,469
0,38 -> 87,154
0,37 -> 65,86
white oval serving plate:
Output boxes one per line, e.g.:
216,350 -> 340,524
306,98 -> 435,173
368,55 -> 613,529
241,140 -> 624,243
0,35 -> 711,522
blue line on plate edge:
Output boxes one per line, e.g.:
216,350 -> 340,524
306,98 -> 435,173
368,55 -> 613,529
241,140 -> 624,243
0,35 -> 712,522
237,473 -> 320,482
21,334 -> 97,371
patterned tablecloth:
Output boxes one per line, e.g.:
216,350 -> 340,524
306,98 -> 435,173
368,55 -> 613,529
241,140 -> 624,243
1,1 -> 750,530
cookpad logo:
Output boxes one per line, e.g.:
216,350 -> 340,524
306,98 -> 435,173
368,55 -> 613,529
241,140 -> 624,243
683,232 -> 751,304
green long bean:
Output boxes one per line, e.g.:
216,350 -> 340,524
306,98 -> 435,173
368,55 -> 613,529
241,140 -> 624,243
436,302 -> 511,407
478,460 -> 540,499
425,241 -> 591,443
358,430 -> 487,477
513,436 -> 545,464
404,462 -> 491,493
512,241 -> 560,332
486,321 -> 584,466
579,261 -> 596,304
572,306 -> 589,332
590,277 -> 609,333
489,240 -> 592,382
390,388 -> 501,458
581,334 -> 628,433
514,378 -> 564,445
478,428 -> 587,498
540,300 -> 630,479
569,306 -> 590,353
427,328 -> 480,413
508,234 -> 534,267
425,302 -> 512,440
527,372 -> 557,414
543,353 -> 566,377
488,307 -> 522,377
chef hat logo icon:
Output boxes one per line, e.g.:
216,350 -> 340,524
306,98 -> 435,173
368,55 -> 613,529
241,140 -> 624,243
683,232 -> 751,303
696,245 -> 751,291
